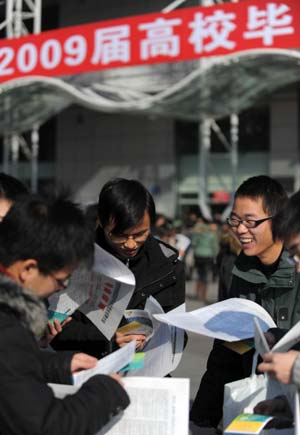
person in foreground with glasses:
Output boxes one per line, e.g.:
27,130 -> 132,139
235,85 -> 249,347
51,178 -> 185,356
190,175 -> 300,432
0,194 -> 129,435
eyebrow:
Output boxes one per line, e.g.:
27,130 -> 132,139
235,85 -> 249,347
231,212 -> 259,218
115,228 -> 149,236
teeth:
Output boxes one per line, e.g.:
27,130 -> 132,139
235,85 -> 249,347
240,238 -> 252,243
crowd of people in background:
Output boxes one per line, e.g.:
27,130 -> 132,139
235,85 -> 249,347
1,172 -> 300,434
153,207 -> 241,304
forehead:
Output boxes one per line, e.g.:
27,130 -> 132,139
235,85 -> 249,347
232,196 -> 266,217
108,211 -> 151,233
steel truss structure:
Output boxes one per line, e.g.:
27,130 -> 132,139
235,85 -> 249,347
3,0 -> 41,191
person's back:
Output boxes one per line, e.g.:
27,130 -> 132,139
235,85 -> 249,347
192,225 -> 218,258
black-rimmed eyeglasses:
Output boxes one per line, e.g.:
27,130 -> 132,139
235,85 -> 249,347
51,274 -> 70,289
227,216 -> 273,229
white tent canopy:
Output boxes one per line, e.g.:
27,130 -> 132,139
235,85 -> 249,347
1,48 -> 300,134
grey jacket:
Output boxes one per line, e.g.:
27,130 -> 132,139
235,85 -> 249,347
231,250 -> 300,329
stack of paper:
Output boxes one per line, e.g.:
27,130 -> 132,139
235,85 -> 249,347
49,377 -> 190,435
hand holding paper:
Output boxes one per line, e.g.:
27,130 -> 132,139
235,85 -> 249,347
70,353 -> 98,374
116,308 -> 155,350
48,244 -> 136,340
73,340 -> 136,387
255,317 -> 300,384
115,330 -> 147,350
39,317 -> 72,348
257,351 -> 298,384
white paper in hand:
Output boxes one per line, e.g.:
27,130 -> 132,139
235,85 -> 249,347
49,244 -> 136,339
254,317 -> 270,357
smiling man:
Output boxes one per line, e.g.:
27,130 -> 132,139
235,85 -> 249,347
190,175 -> 300,432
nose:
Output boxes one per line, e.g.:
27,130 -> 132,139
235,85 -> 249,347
124,237 -> 137,249
235,222 -> 249,235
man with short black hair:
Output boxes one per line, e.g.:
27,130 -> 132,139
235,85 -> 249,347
96,178 -> 185,349
52,178 -> 185,354
0,194 -> 129,435
190,175 -> 300,431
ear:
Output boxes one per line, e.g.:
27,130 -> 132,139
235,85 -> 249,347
19,259 -> 39,285
96,217 -> 102,228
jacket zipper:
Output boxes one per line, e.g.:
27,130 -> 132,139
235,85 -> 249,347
137,269 -> 175,294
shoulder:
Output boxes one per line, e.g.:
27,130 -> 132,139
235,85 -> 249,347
148,236 -> 179,262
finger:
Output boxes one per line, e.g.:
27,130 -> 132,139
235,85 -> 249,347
73,353 -> 98,369
53,319 -> 62,332
61,317 -> 72,327
127,334 -> 146,342
258,362 -> 274,374
47,321 -> 57,335
75,353 -> 98,364
116,334 -> 145,345
109,373 -> 124,386
262,353 -> 274,362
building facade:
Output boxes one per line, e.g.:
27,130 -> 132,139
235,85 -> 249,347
3,0 -> 300,217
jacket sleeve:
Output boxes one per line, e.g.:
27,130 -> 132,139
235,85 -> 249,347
39,349 -> 75,384
0,324 -> 129,435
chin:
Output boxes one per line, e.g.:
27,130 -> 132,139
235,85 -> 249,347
242,247 -> 257,256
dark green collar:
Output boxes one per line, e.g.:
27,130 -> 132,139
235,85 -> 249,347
232,250 -> 296,288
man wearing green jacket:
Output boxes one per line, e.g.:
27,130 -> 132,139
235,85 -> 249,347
192,219 -> 219,301
190,175 -> 299,431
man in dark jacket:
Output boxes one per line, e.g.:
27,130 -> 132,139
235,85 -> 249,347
190,175 -> 294,431
52,178 -> 185,354
0,194 -> 129,435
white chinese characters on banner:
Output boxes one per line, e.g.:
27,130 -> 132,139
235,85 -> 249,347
91,25 -> 130,65
139,17 -> 182,60
244,3 -> 294,46
188,10 -> 236,53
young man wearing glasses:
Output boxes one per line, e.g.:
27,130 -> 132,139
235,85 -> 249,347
96,178 -> 185,350
52,178 -> 185,354
0,194 -> 129,435
190,175 -> 300,431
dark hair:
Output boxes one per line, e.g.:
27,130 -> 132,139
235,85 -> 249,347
0,194 -> 94,274
98,178 -> 156,233
273,190 -> 300,241
85,203 -> 99,230
155,220 -> 173,239
0,173 -> 28,201
235,175 -> 288,217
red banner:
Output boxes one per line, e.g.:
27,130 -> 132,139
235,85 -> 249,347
0,0 -> 299,83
